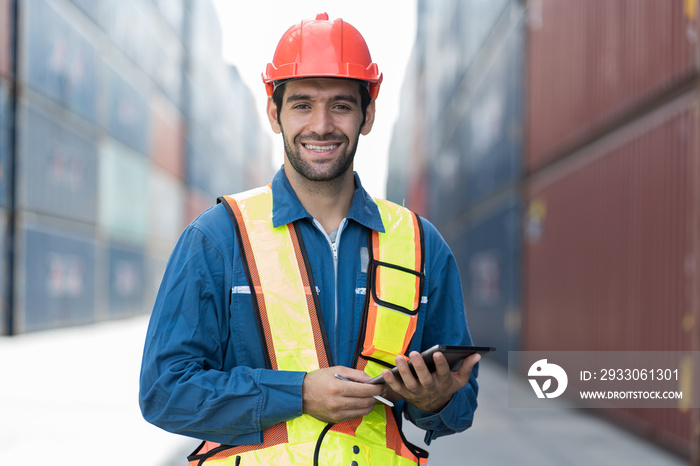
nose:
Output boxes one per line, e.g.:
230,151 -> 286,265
308,107 -> 334,135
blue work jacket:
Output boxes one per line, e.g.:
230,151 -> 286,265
139,168 -> 479,447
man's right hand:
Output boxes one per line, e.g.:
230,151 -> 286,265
302,367 -> 387,424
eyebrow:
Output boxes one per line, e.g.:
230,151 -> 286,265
285,93 -> 359,105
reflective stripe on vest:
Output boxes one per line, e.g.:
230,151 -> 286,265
188,186 -> 428,466
356,198 -> 425,380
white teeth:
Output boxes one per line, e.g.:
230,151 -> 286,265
305,144 -> 338,152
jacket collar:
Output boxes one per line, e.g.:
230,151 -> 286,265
271,167 -> 386,233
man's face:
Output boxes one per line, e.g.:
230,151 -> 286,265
267,78 -> 375,183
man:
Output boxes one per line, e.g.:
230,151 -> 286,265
140,13 -> 480,465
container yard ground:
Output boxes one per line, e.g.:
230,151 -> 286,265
0,316 -> 690,466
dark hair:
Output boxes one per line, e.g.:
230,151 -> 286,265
272,79 -> 372,128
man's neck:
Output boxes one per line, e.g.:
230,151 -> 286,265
284,164 -> 355,235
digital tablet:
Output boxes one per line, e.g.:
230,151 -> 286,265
366,344 -> 495,385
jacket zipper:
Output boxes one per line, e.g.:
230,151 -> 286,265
313,218 -> 347,362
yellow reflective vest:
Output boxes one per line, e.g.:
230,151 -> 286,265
188,185 -> 428,466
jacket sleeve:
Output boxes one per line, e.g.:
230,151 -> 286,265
138,211 -> 305,445
403,218 -> 479,445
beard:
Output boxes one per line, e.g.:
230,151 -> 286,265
281,129 -> 360,182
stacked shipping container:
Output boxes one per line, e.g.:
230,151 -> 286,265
388,0 -> 525,366
523,0 -> 700,460
0,0 -> 273,334
0,0 -> 13,336
387,0 -> 699,461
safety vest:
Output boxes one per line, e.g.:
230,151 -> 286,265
188,185 -> 428,466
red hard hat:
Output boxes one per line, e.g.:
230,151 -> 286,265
262,13 -> 383,99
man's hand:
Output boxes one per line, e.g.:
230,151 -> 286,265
383,351 -> 481,413
302,367 -> 387,424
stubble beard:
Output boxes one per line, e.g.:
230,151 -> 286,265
282,129 -> 360,183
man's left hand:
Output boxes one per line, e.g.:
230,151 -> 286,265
382,351 -> 481,413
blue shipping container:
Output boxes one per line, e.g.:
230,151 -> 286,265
22,224 -> 96,332
152,0 -> 185,42
67,0 -> 101,24
427,7 -> 524,226
462,17 -> 523,206
19,102 -> 98,224
450,194 -> 521,365
105,64 -> 150,155
186,126 -> 217,198
0,210 -> 7,335
107,243 -> 145,317
24,0 -> 98,123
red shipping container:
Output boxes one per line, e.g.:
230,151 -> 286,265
526,0 -> 699,171
0,0 -> 11,78
150,93 -> 185,180
523,92 -> 700,460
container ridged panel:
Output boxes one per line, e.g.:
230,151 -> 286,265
524,93 -> 699,456
526,0 -> 698,171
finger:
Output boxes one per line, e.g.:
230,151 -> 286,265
336,368 -> 374,384
382,367 -> 403,393
455,353 -> 481,384
409,351 -> 436,388
395,354 -> 421,391
432,351 -> 453,379
335,375 -> 386,399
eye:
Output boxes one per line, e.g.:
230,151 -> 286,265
292,103 -> 311,110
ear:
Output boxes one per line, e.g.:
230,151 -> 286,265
266,97 -> 282,134
360,99 -> 376,136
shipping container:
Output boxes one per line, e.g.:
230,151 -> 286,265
461,17 -> 523,206
16,101 -> 98,223
187,0 -> 222,61
101,0 -> 156,77
98,139 -> 149,245
105,242 -> 146,317
396,0 -> 524,225
0,0 -> 12,78
67,0 -> 101,24
185,125 -> 216,197
184,67 -> 221,131
455,0 -> 510,77
144,252 -> 168,313
148,166 -> 186,253
104,63 -> 150,155
0,78 -> 10,207
150,26 -> 183,109
523,92 -> 700,457
151,0 -> 185,41
449,194 -> 521,366
23,0 -> 99,123
16,219 -> 96,332
0,209 -> 7,335
428,120 -> 465,226
186,186 -> 214,226
150,92 -> 184,179
186,122 -> 246,199
526,0 -> 699,171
